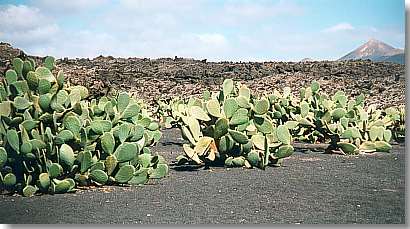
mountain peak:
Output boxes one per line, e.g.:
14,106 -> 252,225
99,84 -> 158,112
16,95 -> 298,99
339,39 -> 404,64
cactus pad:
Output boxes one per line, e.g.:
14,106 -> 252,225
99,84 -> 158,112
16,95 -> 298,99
114,165 -> 135,183
114,142 -> 137,163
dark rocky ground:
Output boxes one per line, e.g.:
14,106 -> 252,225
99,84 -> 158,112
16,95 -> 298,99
0,129 -> 405,224
0,42 -> 406,109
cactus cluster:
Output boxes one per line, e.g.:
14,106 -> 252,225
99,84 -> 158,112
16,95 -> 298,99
170,79 -> 294,169
285,81 -> 398,154
0,57 -> 167,196
158,79 -> 404,161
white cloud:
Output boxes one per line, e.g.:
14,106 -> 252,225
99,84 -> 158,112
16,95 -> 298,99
31,0 -> 109,14
0,5 -> 59,47
197,33 -> 228,46
212,0 -> 304,26
0,5 -> 48,31
323,23 -> 355,33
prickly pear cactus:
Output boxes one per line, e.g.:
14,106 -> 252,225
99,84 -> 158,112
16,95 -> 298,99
0,57 -> 167,197
173,79 -> 294,169
286,81 -> 397,154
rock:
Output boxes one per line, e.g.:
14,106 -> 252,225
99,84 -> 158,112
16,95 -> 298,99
0,43 -> 405,110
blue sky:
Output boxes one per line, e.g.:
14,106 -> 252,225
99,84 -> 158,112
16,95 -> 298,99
0,0 -> 405,61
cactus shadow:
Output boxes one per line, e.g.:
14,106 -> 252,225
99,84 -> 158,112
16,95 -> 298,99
170,161 -> 226,172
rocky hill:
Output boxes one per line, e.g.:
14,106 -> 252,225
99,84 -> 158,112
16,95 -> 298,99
339,39 -> 405,64
0,42 -> 405,109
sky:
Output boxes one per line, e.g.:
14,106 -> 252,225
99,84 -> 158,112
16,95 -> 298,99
0,0 -> 405,61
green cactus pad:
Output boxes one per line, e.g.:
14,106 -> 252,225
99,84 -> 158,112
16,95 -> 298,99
3,173 -> 16,187
10,80 -> 29,95
26,71 -> 39,89
253,98 -> 270,115
300,101 -> 310,118
138,153 -> 152,168
44,56 -> 55,71
224,157 -> 234,167
5,69 -> 18,84
114,165 -> 135,183
223,98 -> 238,119
0,147 -> 7,168
100,132 -> 115,155
6,129 -> 20,152
121,104 -> 141,119
311,81 -> 320,93
217,135 -> 234,153
20,142 -> 32,154
12,58 -> 23,77
369,126 -> 384,142
383,130 -> 392,142
285,121 -> 298,130
214,118 -> 229,139
49,163 -> 63,179
29,138 -> 45,150
114,142 -> 138,163
56,130 -> 74,144
128,169 -> 149,185
117,92 -> 130,114
152,130 -> 162,143
206,99 -> 221,117
90,120 -> 112,135
130,124 -> 145,141
105,155 -> 118,176
228,129 -> 249,144
70,86 -> 89,99
54,179 -> 72,194
80,151 -> 93,173
90,162 -> 105,171
239,85 -> 251,99
36,66 -> 55,82
23,185 -> 38,197
38,173 -> 50,191
359,141 -> 377,153
331,108 -> 347,120
190,106 -> 211,121
254,117 -> 274,134
0,101 -> 12,117
232,157 -> 245,167
21,120 -> 39,131
274,145 -> 294,159
38,93 -> 51,110
374,141 -> 392,152
276,125 -> 291,145
236,96 -> 251,108
149,164 -> 169,179
182,116 -> 202,141
230,108 -> 249,126
179,126 -> 194,146
117,123 -> 131,143
60,144 -> 75,169
247,151 -> 260,167
38,79 -> 52,94
64,115 -> 82,134
250,134 -> 264,150
13,96 -> 32,110
146,121 -> 158,131
337,142 -> 358,154
223,79 -> 234,96
90,169 -> 109,185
